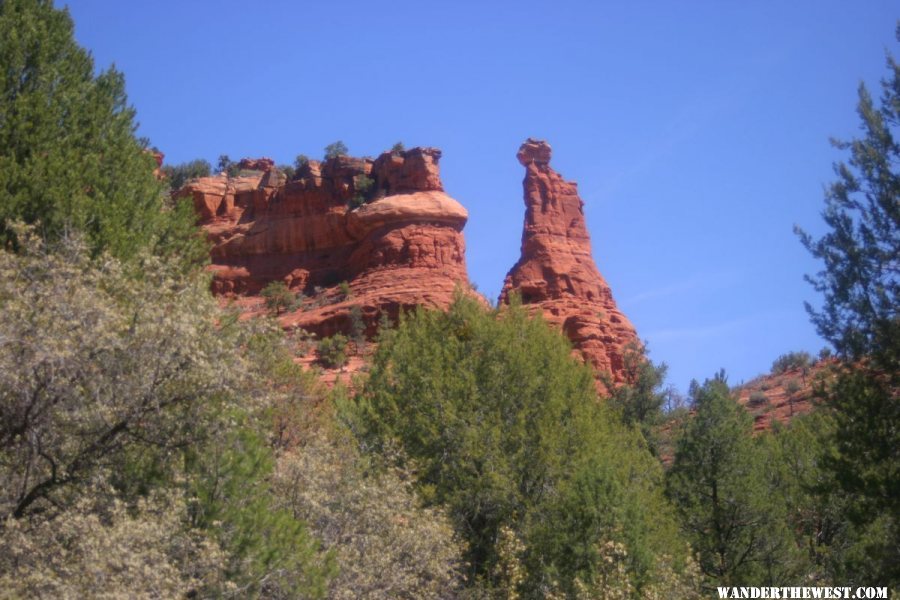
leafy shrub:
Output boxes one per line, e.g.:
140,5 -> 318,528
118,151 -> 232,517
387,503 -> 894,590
784,380 -> 802,396
349,305 -> 367,348
0,489 -> 229,598
274,433 -> 465,598
349,174 -> 375,210
747,390 -> 769,407
0,228 -> 334,596
261,280 -> 299,314
317,334 -> 349,368
391,141 -> 406,153
187,423 -> 334,597
771,351 -> 813,374
0,228 -> 238,519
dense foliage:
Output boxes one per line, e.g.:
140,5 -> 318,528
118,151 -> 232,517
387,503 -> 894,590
0,228 -> 336,597
604,342 -> 670,456
0,0 -> 204,266
667,374 -> 799,588
274,431 -> 466,598
161,158 -> 212,191
349,295 -> 692,597
324,141 -> 349,160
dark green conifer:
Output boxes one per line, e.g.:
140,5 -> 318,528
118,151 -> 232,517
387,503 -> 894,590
0,0 -> 203,264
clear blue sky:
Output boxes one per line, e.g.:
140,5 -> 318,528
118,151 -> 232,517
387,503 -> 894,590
61,0 -> 897,393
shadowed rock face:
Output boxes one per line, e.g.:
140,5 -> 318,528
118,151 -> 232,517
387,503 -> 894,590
500,138 -> 640,383
181,147 -> 470,339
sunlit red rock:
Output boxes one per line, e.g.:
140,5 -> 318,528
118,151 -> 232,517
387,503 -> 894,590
500,138 -> 640,383
180,148 -> 471,341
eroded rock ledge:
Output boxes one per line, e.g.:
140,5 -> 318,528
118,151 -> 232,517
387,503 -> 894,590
180,148 -> 470,339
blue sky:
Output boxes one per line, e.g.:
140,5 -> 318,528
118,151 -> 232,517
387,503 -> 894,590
61,0 -> 897,393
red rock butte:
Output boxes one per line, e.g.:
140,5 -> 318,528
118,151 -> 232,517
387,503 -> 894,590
181,147 -> 470,339
500,139 -> 640,383
182,140 -> 639,383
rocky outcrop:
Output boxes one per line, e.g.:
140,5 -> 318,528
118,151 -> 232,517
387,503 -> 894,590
183,139 -> 641,385
500,139 -> 640,383
735,360 -> 833,432
181,147 -> 470,339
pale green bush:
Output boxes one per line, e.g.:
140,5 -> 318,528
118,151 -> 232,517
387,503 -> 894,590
274,433 -> 466,599
0,486 -> 229,599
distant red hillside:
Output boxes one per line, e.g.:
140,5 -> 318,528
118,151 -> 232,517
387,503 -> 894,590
733,359 -> 836,432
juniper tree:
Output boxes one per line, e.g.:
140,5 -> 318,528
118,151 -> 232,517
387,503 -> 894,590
667,375 -> 798,587
351,294 -> 690,596
0,0 -> 203,265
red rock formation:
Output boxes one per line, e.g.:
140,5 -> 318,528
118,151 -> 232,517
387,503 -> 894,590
238,157 -> 275,172
500,139 -> 640,383
181,148 -> 470,340
735,360 -> 834,432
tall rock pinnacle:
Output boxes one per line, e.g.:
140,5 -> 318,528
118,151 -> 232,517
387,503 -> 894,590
500,138 -> 640,383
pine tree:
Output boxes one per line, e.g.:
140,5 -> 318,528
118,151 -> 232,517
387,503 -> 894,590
667,375 -> 798,587
795,27 -> 899,588
795,30 -> 899,363
0,0 -> 203,264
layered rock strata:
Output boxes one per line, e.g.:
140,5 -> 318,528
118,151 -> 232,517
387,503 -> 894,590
500,139 -> 640,382
181,148 -> 469,339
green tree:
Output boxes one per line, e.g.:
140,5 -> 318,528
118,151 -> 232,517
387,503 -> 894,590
261,280 -> 298,314
761,412 -> 852,583
0,0 -> 203,265
350,294 -> 689,596
770,350 -> 813,374
161,158 -> 211,191
187,424 -> 334,597
795,28 -> 899,588
324,141 -> 349,160
795,38 -> 899,362
604,342 -> 669,455
317,334 -> 349,368
667,374 -> 798,587
217,154 -> 239,176
274,432 -> 465,599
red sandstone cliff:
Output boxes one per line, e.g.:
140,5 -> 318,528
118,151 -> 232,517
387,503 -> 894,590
500,139 -> 640,383
181,147 -> 470,340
